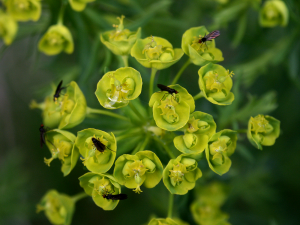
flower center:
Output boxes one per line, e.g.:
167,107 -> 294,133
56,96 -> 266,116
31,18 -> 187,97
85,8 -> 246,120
169,163 -> 187,186
250,115 -> 273,134
44,139 -> 71,166
204,70 -> 234,93
109,15 -> 131,41
157,96 -> 179,124
15,0 -> 30,11
47,32 -> 65,46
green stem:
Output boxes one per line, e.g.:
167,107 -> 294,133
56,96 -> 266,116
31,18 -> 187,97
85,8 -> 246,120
128,102 -> 145,121
193,91 -> 204,101
121,55 -> 129,67
86,107 -> 130,122
171,59 -> 191,85
57,2 -> 66,25
236,129 -> 247,133
131,141 -> 144,155
149,68 -> 158,99
153,136 -> 175,159
138,134 -> 150,152
167,193 -> 174,218
72,192 -> 88,203
116,129 -> 143,142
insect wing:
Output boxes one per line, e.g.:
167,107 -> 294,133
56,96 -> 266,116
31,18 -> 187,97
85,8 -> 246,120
113,194 -> 128,200
55,80 -> 63,95
206,30 -> 220,41
157,84 -> 169,92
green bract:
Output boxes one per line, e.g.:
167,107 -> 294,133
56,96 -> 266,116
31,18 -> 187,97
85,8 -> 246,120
75,128 -> 117,173
148,218 -> 189,225
58,81 -> 87,129
247,114 -> 280,150
44,129 -> 79,176
95,67 -> 142,109
259,0 -> 289,27
69,0 -> 95,12
205,130 -> 237,176
37,190 -> 75,225
149,84 -> 195,131
182,26 -> 224,66
38,24 -> 74,55
131,36 -> 184,70
5,0 -> 41,22
0,11 -> 18,45
113,150 -> 163,193
174,111 -> 216,154
196,182 -> 228,207
100,15 -> 141,56
163,154 -> 202,195
198,63 -> 234,105
79,172 -> 121,210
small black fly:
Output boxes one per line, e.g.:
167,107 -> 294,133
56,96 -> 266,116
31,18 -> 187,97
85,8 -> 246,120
92,137 -> 114,153
157,84 -> 178,100
102,193 -> 128,200
53,80 -> 67,102
198,30 -> 220,48
39,124 -> 47,148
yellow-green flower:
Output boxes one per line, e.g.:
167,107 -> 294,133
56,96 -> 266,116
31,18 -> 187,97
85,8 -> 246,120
163,154 -> 202,195
205,130 -> 237,176
44,129 -> 79,176
95,67 -> 142,109
79,172 -> 122,210
100,15 -> 141,56
131,36 -> 184,70
5,0 -> 41,22
247,114 -> 280,150
113,151 -> 163,194
148,218 -> 189,225
75,128 -> 117,173
182,26 -> 223,66
259,0 -> 289,27
69,0 -> 95,12
37,190 -> 75,225
198,63 -> 234,105
149,84 -> 195,131
38,24 -> 74,56
0,11 -> 18,45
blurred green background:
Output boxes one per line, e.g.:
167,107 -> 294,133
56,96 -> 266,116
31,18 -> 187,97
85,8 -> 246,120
1,0 -> 300,224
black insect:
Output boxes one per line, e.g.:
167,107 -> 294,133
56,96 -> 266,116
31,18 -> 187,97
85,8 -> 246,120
39,124 -> 47,148
53,80 -> 67,102
198,30 -> 220,48
157,84 -> 178,100
102,193 -> 128,200
92,137 -> 114,153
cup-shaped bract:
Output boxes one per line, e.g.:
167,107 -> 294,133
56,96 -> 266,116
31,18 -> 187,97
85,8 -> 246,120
131,36 -> 184,70
5,0 -> 41,22
100,15 -> 141,56
113,150 -> 163,193
247,114 -> 280,150
149,84 -> 195,131
37,190 -> 75,225
259,0 -> 289,27
38,24 -> 74,56
69,0 -> 95,12
205,130 -> 237,176
44,129 -> 79,176
95,67 -> 142,109
0,11 -> 18,45
182,26 -> 223,66
174,111 -> 217,154
163,154 -> 202,195
198,63 -> 234,105
79,173 -> 121,210
75,128 -> 117,173
58,81 -> 87,129
148,218 -> 189,225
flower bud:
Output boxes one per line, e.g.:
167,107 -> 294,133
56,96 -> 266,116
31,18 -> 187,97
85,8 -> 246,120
100,15 -> 141,55
259,0 -> 289,27
181,26 -> 224,66
113,151 -> 163,193
37,190 -> 74,225
0,11 -> 18,45
69,0 -> 95,12
198,63 -> 234,105
205,130 -> 237,175
79,173 -> 122,210
247,114 -> 280,150
149,84 -> 195,131
75,128 -> 117,173
44,129 -> 79,176
95,67 -> 142,109
131,36 -> 184,70
163,154 -> 202,195
5,0 -> 41,22
38,25 -> 74,56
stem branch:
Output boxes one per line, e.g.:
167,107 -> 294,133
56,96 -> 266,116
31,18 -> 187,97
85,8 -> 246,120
193,92 -> 204,101
121,55 -> 129,67
167,193 -> 174,218
171,59 -> 191,85
86,107 -> 130,122
149,68 -> 158,99
72,192 -> 88,203
128,102 -> 144,121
